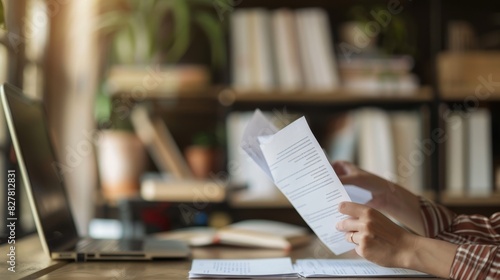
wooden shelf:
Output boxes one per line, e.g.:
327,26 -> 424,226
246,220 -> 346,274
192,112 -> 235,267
440,192 -> 500,206
440,88 -> 500,101
110,86 -> 434,106
110,86 -> 223,101
219,86 -> 433,106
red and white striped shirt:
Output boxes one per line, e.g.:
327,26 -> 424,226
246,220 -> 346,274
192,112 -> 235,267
420,198 -> 500,280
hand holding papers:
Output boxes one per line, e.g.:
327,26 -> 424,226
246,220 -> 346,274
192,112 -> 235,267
241,110 -> 370,255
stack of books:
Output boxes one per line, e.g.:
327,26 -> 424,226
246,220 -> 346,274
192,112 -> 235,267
338,54 -> 419,94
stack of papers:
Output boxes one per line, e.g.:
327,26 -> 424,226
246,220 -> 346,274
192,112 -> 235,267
188,258 -> 429,278
189,258 -> 297,279
294,259 -> 429,278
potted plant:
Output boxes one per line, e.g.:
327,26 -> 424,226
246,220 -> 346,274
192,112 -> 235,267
94,0 -> 228,201
185,131 -> 222,179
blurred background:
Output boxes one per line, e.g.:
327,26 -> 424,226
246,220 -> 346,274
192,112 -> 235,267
1,0 -> 500,242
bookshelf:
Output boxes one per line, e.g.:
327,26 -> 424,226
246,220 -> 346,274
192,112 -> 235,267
216,0 -> 437,210
433,1 -> 500,211
105,0 -> 499,220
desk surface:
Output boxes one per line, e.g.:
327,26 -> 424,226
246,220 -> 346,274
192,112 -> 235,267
1,235 -> 442,280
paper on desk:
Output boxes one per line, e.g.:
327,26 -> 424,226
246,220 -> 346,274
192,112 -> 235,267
189,258 -> 297,278
294,259 -> 429,277
241,110 -> 357,255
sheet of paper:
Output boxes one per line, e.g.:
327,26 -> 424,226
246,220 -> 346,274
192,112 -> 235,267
242,112 -> 355,255
345,185 -> 372,204
241,109 -> 279,179
189,258 -> 297,278
294,259 -> 429,277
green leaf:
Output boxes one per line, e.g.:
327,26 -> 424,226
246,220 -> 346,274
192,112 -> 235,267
94,88 -> 112,127
193,11 -> 227,68
130,13 -> 151,63
113,25 -> 136,64
0,0 -> 5,30
95,10 -> 130,36
165,0 -> 191,63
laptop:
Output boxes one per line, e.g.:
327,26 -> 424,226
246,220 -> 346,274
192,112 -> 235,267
0,83 -> 190,261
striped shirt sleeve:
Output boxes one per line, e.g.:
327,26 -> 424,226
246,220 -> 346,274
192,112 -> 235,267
419,197 -> 500,280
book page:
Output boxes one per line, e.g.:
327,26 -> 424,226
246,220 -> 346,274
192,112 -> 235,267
242,111 -> 355,255
295,259 -> 429,277
189,258 -> 297,278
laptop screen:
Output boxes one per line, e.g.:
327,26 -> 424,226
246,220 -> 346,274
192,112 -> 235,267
1,84 -> 79,251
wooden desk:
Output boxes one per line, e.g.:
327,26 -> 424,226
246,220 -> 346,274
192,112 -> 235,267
1,235 -> 442,280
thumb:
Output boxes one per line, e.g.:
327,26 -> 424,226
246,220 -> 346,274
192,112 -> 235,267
337,174 -> 363,187
332,161 -> 355,176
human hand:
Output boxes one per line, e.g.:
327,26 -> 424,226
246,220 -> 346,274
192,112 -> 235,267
332,161 -> 424,235
336,201 -> 418,268
332,161 -> 402,213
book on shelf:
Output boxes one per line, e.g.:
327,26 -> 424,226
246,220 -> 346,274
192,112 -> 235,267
338,54 -> 419,94
447,21 -> 477,52
230,9 -> 252,90
357,108 -> 396,182
390,111 -> 425,195
325,112 -> 358,163
155,219 -> 312,250
445,111 -> 466,196
272,9 -> 303,91
467,109 -> 493,197
131,105 -> 194,179
295,8 -> 340,91
140,175 -> 226,202
231,9 -> 275,91
443,108 -> 493,198
230,8 -> 340,92
325,108 -> 426,195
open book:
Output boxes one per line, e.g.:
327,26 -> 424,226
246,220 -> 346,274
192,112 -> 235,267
155,219 -> 312,250
188,258 -> 430,278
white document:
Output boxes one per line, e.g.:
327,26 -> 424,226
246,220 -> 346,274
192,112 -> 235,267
189,258 -> 296,278
344,185 -> 372,205
189,258 -> 429,278
295,259 -> 429,277
241,110 -> 356,255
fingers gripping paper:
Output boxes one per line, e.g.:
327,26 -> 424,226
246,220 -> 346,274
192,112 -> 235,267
241,110 -> 356,255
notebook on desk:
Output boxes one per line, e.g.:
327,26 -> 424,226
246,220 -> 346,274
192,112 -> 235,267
0,83 -> 190,261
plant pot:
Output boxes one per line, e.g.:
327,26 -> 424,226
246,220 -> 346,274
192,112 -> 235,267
96,130 -> 147,202
184,146 -> 220,179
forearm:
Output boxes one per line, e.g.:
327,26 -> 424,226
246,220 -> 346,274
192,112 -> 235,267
402,236 -> 458,278
383,185 -> 425,235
